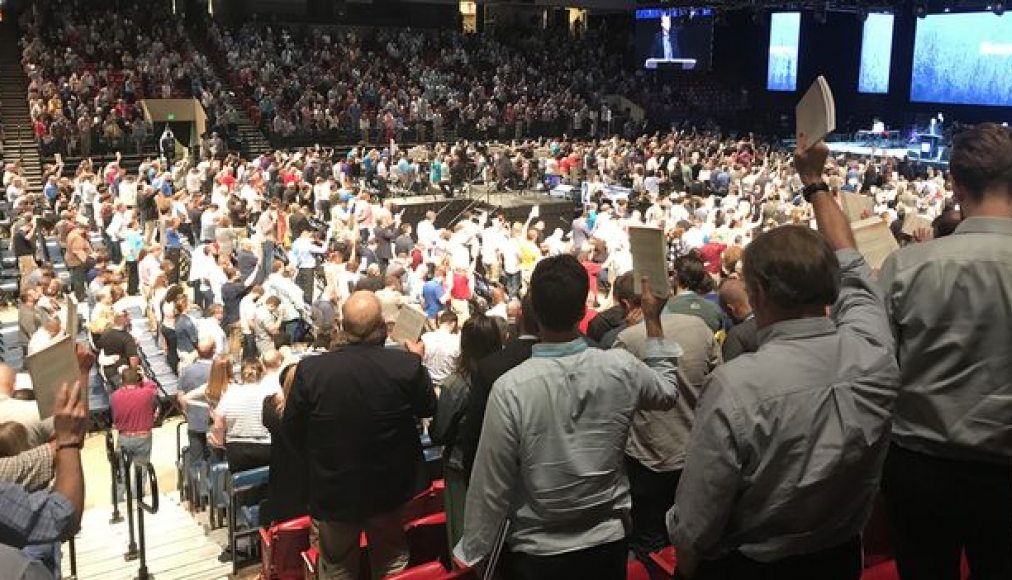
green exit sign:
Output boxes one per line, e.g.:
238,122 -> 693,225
167,113 -> 176,121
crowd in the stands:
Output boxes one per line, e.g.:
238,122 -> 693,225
18,0 -> 226,158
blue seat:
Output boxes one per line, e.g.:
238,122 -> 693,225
207,462 -> 231,529
227,466 -> 270,574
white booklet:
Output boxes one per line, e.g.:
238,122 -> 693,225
390,305 -> 427,344
841,192 -> 875,223
628,226 -> 671,299
853,217 -> 900,271
796,76 -> 836,151
901,213 -> 934,237
24,335 -> 81,419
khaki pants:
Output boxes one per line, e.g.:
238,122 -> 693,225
315,507 -> 408,580
450,298 -> 470,325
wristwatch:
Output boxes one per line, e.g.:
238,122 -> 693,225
802,181 -> 830,203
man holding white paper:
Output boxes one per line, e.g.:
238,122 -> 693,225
667,142 -> 899,579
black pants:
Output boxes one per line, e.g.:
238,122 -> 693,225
69,264 -> 88,300
126,260 -> 139,295
165,247 -> 181,284
161,325 -> 179,375
881,444 -> 1012,580
225,442 -> 271,473
188,430 -> 210,465
296,267 -> 315,303
502,539 -> 627,580
695,536 -> 861,580
625,455 -> 681,556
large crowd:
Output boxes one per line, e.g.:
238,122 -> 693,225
1,4 -> 1009,579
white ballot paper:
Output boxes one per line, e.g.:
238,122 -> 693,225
853,217 -> 900,271
841,192 -> 875,223
24,335 -> 81,419
629,226 -> 671,299
901,213 -> 934,237
65,294 -> 79,340
391,305 -> 427,344
796,76 -> 836,151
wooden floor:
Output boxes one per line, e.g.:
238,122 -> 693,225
62,494 -> 235,579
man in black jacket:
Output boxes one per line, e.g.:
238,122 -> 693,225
283,291 -> 436,579
459,295 -> 539,475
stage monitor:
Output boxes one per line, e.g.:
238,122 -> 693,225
635,7 -> 715,72
767,12 -> 801,92
911,12 -> 1012,107
858,13 -> 894,94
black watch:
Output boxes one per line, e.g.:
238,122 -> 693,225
802,181 -> 830,203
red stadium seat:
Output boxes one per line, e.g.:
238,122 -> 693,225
403,480 -> 446,524
861,559 -> 899,580
300,536 -> 371,580
627,559 -> 651,580
259,515 -> 311,580
404,512 -> 449,567
648,546 -> 678,577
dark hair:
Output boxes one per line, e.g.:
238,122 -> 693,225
530,255 -> 588,332
674,252 -> 712,294
950,123 -> 1012,202
121,368 -> 142,385
437,310 -> 458,327
613,272 -> 642,308
742,225 -> 840,309
456,314 -> 504,383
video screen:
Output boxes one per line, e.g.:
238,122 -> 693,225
635,7 -> 714,72
858,13 -> 894,94
910,12 -> 1012,106
767,12 -> 801,91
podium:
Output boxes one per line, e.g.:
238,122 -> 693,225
645,58 -> 697,70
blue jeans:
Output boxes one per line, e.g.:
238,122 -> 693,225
23,542 -> 61,578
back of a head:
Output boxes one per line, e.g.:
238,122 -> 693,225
121,368 -> 142,386
0,421 -> 30,458
949,123 -> 1012,206
529,255 -> 588,333
241,359 -> 265,384
262,349 -> 283,371
612,272 -> 642,308
675,253 -> 712,294
438,310 -> 458,329
196,337 -> 216,359
458,314 -> 504,382
742,225 -> 840,312
342,291 -> 386,345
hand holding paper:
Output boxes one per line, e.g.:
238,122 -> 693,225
796,76 -> 836,152
629,226 -> 671,300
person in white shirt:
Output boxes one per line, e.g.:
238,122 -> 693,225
417,211 -> 438,249
420,311 -> 461,388
198,304 -> 228,356
27,317 -> 63,356
239,286 -> 264,360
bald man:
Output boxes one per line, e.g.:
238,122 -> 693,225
283,291 -> 436,579
718,278 -> 758,362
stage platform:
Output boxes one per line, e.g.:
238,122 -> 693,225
827,141 -> 949,169
385,186 -> 576,231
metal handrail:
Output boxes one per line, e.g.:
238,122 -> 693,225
121,451 -> 138,562
133,463 -> 160,580
104,431 -> 124,524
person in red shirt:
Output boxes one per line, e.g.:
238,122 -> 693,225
698,241 -> 727,277
111,368 -> 158,473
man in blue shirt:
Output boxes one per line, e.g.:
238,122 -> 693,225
421,267 -> 448,321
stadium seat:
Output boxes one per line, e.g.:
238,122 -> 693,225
861,559 -> 899,580
259,515 -> 311,580
404,512 -> 448,567
301,534 -> 372,580
384,561 -> 447,580
627,559 -> 651,580
226,466 -> 271,573
402,479 -> 445,524
648,546 -> 678,577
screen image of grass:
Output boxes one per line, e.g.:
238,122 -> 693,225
910,13 -> 1012,106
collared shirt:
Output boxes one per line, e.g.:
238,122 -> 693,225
615,314 -> 721,472
0,482 -> 75,548
291,236 -> 326,269
879,216 -> 1012,463
0,445 -> 55,492
455,336 -> 681,565
668,249 -> 899,562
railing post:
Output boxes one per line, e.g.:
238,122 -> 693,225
134,463 -> 160,580
106,431 -> 123,524
122,451 -> 138,561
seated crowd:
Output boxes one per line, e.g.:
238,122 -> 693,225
3,116 -> 1010,580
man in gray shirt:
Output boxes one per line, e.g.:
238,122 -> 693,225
177,338 -> 215,464
667,143 -> 900,578
878,122 -> 1012,579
